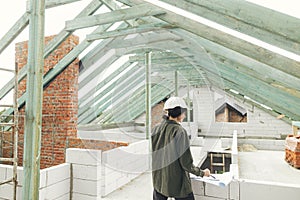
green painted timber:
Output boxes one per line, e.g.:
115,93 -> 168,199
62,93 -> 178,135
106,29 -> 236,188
86,23 -> 174,41
161,0 -> 300,55
79,69 -> 145,124
79,61 -> 133,106
102,80 -> 173,123
22,0 -> 45,199
78,63 -> 142,117
0,0 -> 103,102
116,0 -> 300,79
65,3 -> 166,31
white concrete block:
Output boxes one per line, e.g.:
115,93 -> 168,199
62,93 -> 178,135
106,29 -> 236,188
41,178 -> 70,200
103,182 -> 117,196
0,184 -> 13,199
73,178 -> 101,196
191,137 -> 204,146
43,163 -> 70,187
0,184 -> 22,200
40,169 -> 47,188
230,164 -> 239,180
229,180 -> 239,200
55,193 -> 70,200
0,165 -> 7,181
194,195 -> 226,200
240,180 -> 300,200
205,182 -> 229,199
72,192 -> 101,200
66,148 -> 101,166
72,164 -> 101,181
191,179 -> 204,196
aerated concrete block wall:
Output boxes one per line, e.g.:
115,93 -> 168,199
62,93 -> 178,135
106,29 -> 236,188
66,148 -> 102,200
101,140 -> 149,196
193,87 -> 290,150
66,140 -> 149,199
0,163 -> 70,200
14,35 -> 80,169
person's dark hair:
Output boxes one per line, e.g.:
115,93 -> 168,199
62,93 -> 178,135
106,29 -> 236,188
167,106 -> 187,118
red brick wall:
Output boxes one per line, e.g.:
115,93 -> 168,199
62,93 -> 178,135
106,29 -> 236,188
68,138 -> 128,151
151,101 -> 165,129
2,35 -> 129,169
285,134 -> 300,168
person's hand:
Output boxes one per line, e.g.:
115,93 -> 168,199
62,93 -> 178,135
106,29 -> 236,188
202,168 -> 210,177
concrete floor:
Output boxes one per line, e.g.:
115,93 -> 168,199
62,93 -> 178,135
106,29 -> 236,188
103,147 -> 203,200
103,172 -> 153,200
239,150 -> 300,185
103,148 -> 300,199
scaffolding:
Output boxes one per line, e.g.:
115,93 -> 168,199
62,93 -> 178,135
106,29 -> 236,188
0,65 -> 19,200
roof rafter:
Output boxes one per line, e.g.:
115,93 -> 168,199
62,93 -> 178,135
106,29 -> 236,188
65,3 -> 166,31
116,0 -> 300,79
161,0 -> 300,55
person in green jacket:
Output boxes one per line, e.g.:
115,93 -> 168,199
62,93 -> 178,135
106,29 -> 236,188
151,96 -> 210,200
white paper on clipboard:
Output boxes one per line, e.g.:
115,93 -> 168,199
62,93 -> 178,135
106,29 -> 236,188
190,172 -> 233,187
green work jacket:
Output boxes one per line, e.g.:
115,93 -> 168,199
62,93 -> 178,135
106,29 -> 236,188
151,117 -> 204,198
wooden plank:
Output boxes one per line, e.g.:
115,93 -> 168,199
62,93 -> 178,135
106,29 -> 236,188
79,70 -> 145,124
86,23 -> 174,41
101,80 -> 173,124
171,28 -> 300,95
0,0 -> 83,54
108,31 -> 182,49
209,76 -> 300,121
161,0 -> 300,55
116,0 -> 300,79
206,68 -> 300,120
0,0 -> 103,102
129,51 -> 194,61
79,62 -> 133,105
225,90 -> 292,124
65,3 -> 166,31
22,0 -> 45,199
0,13 -> 29,54
78,64 -> 142,116
110,83 -> 173,123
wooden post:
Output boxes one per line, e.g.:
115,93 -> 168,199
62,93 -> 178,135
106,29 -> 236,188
145,52 -> 152,140
22,0 -> 45,199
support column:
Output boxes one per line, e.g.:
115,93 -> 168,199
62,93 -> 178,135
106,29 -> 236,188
187,80 -> 191,123
145,52 -> 152,140
175,70 -> 178,96
22,0 -> 45,199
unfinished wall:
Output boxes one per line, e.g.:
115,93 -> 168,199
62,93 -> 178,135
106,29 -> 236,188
0,35 -> 129,169
0,163 -> 70,200
66,140 -> 149,199
14,35 -> 80,169
193,87 -> 290,139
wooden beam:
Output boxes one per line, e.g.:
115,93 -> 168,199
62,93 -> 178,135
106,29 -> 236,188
0,0 -> 103,102
22,0 -> 45,199
78,64 -> 142,116
171,29 -> 300,96
116,0 -> 300,79
226,90 -> 292,124
86,23 -> 174,41
161,0 -> 300,55
101,79 -> 173,124
79,62 -> 133,106
0,0 -> 83,54
129,51 -> 194,61
209,76 -> 299,121
79,70 -> 145,124
108,31 -> 182,49
65,3 -> 166,31
204,66 -> 300,120
0,13 -> 29,54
